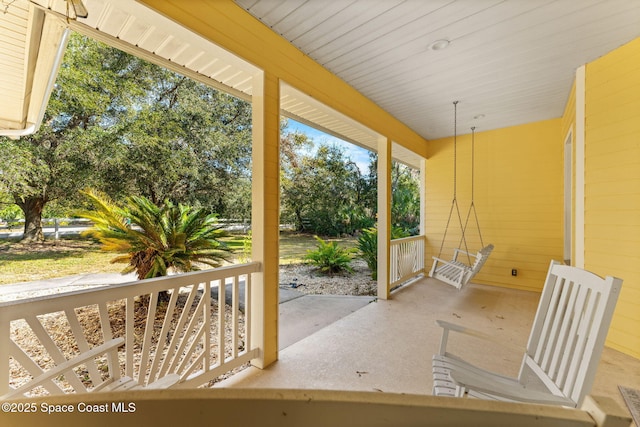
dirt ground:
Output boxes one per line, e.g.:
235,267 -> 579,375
279,259 -> 377,296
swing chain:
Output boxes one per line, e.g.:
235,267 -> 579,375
438,101 -> 466,259
453,101 -> 458,198
438,103 -> 486,261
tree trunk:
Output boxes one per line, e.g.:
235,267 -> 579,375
15,196 -> 46,242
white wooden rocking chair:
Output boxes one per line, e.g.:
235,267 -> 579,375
429,244 -> 494,290
432,260 -> 623,407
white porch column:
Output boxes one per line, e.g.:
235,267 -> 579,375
251,71 -> 280,368
420,157 -> 428,272
419,158 -> 427,236
575,65 -> 586,269
377,137 -> 392,299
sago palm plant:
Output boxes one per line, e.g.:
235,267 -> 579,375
78,189 -> 232,280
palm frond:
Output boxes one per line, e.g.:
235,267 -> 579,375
77,188 -> 234,280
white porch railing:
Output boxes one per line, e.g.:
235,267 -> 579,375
0,262 -> 261,398
390,235 -> 426,288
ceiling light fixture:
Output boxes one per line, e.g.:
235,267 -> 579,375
429,39 -> 450,51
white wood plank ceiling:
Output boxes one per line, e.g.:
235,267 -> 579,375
235,0 -> 640,139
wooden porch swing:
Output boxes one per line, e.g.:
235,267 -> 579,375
429,102 -> 494,290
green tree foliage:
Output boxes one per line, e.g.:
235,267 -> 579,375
112,72 -> 252,213
281,143 -> 376,236
0,192 -> 22,228
0,35 -> 148,241
281,139 -> 420,237
391,162 -> 421,234
77,189 -> 231,280
0,33 -> 252,241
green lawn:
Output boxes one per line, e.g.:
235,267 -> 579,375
0,231 -> 360,286
0,238 -> 122,285
278,231 -> 358,264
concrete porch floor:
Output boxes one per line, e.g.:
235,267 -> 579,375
218,276 -> 640,416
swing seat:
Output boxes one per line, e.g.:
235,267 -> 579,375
429,244 -> 494,290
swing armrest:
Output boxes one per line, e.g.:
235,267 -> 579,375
453,248 -> 475,258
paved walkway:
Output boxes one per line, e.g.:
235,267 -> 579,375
0,273 -> 375,351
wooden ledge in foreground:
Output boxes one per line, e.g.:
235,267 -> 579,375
0,389 -> 631,427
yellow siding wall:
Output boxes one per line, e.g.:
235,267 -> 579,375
584,37 -> 640,359
426,119 -> 563,291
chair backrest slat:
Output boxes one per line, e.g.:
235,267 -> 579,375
471,244 -> 494,271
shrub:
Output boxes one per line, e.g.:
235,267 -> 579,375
77,189 -> 232,280
357,226 -> 411,279
304,236 -> 356,276
357,227 -> 378,279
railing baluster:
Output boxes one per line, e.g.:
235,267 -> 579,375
159,282 -> 200,377
232,275 -> 239,359
204,280 -> 211,372
176,323 -> 206,374
1,262 -> 260,396
0,319 -> 9,396
245,272 -> 252,356
125,296 -> 135,379
97,301 -> 121,382
97,302 -> 113,341
8,340 -> 60,395
24,316 -> 87,392
148,286 -> 180,383
139,292 -> 160,385
64,308 -> 102,386
218,279 -> 226,364
167,288 -> 208,374
390,235 -> 426,288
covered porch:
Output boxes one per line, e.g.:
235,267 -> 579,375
1,1 -> 640,424
218,276 -> 640,413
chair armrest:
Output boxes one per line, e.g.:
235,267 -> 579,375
448,368 -> 575,406
436,320 -> 523,354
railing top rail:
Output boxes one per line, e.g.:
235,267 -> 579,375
0,262 -> 261,320
390,235 -> 426,244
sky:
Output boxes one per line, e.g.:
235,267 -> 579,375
284,119 -> 373,174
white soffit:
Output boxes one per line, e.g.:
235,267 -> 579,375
0,2 -> 68,136
30,0 -> 261,100
282,83 -> 423,168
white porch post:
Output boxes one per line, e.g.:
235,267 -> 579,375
420,158 -> 426,236
575,65 -> 586,269
420,158 -> 427,271
377,137 -> 392,299
251,71 -> 280,368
